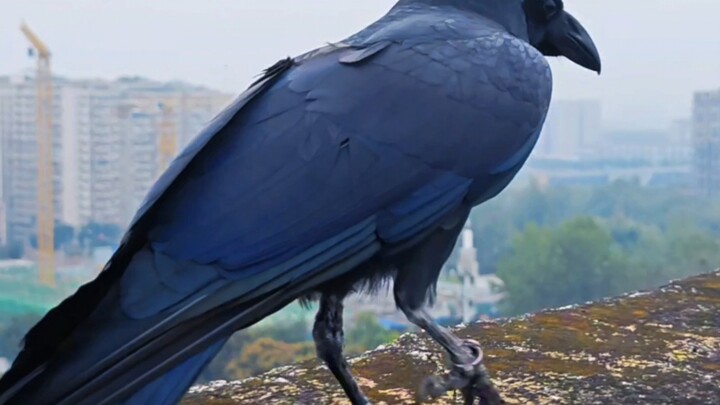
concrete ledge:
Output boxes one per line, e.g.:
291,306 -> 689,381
184,270 -> 720,404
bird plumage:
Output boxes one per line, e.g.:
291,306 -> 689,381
0,1 -> 599,404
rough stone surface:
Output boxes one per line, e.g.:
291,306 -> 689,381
184,270 -> 720,404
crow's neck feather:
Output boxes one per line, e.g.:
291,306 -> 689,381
394,0 -> 528,38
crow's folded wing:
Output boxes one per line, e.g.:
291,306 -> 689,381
0,34 -> 551,405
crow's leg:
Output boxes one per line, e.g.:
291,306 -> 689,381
392,207 -> 502,403
395,290 -> 503,405
313,293 -> 370,405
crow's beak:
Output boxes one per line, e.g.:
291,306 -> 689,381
548,11 -> 602,74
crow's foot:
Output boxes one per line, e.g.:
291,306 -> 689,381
417,340 -> 504,405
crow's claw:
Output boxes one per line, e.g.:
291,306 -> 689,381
416,339 -> 504,404
455,360 -> 504,405
417,375 -> 447,402
460,368 -> 504,405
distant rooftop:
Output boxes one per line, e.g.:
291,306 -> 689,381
0,73 -> 225,95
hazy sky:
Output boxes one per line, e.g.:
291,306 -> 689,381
2,0 -> 719,130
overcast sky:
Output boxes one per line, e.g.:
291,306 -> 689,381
1,0 -> 719,130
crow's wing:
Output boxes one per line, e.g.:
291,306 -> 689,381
0,32 -> 550,405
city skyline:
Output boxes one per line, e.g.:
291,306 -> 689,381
0,67 -> 708,244
2,1 -> 720,131
0,73 -> 232,244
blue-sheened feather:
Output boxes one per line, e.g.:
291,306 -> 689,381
0,3 -> 554,404
123,340 -> 226,405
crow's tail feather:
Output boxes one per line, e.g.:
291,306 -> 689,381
0,227 -> 379,405
0,284 -> 292,405
122,339 -> 226,405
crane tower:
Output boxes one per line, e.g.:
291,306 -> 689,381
157,101 -> 177,176
21,23 -> 55,287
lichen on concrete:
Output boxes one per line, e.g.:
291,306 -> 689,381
183,270 -> 720,404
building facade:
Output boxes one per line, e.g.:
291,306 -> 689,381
0,74 -> 232,245
535,99 -> 603,159
0,75 -> 63,244
693,90 -> 720,196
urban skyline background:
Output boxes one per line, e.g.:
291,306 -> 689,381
2,68 -> 718,252
0,74 -> 232,245
2,0 -> 720,131
1,0 -> 718,247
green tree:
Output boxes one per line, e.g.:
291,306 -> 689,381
224,338 -> 315,379
345,312 -> 399,355
28,221 -> 75,251
246,317 -> 309,343
663,223 -> 720,277
497,217 -> 629,316
0,315 -> 41,361
78,222 -> 123,249
0,240 -> 24,259
199,315 -> 310,382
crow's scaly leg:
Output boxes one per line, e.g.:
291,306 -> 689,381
313,293 -> 370,405
395,292 -> 503,405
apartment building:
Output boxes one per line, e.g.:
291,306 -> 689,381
0,74 -> 232,245
693,90 -> 720,195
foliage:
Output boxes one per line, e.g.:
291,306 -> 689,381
470,180 -> 720,275
200,310 -> 399,382
28,222 -> 75,251
497,217 -> 630,315
0,315 -> 41,360
0,241 -> 24,259
345,312 -> 400,355
496,211 -> 720,316
78,222 -> 123,249
224,338 -> 315,379
201,315 -> 311,382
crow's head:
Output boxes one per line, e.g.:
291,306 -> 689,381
523,0 -> 601,73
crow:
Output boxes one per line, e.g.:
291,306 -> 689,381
0,0 -> 600,404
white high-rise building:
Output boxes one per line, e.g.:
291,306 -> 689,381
0,74 -> 232,245
693,90 -> 720,195
0,202 -> 7,245
59,82 -> 125,228
111,79 -> 232,225
0,75 -> 63,244
536,99 -> 603,159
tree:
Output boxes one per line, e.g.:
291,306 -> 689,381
0,315 -> 41,361
0,241 -> 24,259
54,222 -> 75,249
199,316 -> 310,382
345,312 -> 399,355
28,222 -> 75,251
78,222 -> 123,249
224,338 -> 314,379
246,317 -> 309,344
497,217 -> 629,316
663,223 -> 720,277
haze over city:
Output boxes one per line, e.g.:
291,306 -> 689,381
2,0 -> 719,130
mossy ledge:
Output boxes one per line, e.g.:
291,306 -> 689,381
183,270 -> 720,405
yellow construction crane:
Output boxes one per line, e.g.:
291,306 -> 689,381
157,101 -> 177,177
21,22 -> 55,287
